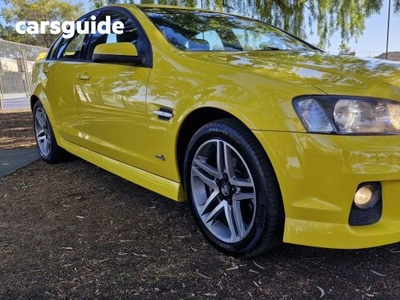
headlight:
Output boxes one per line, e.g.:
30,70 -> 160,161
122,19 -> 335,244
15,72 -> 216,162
293,96 -> 400,134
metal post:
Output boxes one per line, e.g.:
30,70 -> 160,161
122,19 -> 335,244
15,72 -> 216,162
386,0 -> 391,60
21,49 -> 31,96
0,71 -> 3,111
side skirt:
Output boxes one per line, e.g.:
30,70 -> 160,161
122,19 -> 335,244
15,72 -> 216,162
59,137 -> 186,202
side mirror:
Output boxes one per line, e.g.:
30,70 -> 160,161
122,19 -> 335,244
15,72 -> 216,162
92,42 -> 142,64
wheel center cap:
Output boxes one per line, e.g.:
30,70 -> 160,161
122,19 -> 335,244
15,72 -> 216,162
220,182 -> 231,197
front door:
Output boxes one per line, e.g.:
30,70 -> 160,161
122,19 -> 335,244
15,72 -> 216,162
74,8 -> 152,171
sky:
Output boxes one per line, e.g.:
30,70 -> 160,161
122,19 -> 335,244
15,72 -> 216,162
308,1 -> 400,57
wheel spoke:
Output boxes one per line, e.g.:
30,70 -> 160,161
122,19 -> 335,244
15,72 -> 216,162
193,156 -> 219,178
192,167 -> 218,190
232,191 -> 255,201
36,111 -> 47,128
37,135 -> 46,144
224,204 -> 237,241
44,139 -> 51,154
232,201 -> 246,239
231,177 -> 254,188
36,129 -> 45,138
204,201 -> 225,225
216,141 -> 225,178
200,190 -> 220,216
223,143 -> 236,180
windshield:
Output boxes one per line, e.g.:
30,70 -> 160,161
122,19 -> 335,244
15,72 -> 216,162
141,7 -> 315,52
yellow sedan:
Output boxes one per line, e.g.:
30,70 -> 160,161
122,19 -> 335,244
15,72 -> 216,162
31,5 -> 400,257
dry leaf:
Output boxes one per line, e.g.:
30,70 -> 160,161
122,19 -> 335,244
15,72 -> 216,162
316,286 -> 325,298
253,260 -> 265,270
370,269 -> 385,277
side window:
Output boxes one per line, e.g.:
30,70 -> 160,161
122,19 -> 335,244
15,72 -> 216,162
48,36 -> 62,59
193,31 -> 224,51
59,33 -> 86,59
85,11 -> 139,60
54,30 -> 87,60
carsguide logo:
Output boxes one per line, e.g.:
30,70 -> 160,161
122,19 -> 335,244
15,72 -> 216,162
15,15 -> 124,38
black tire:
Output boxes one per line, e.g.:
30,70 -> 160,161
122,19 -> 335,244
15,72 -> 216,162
184,118 -> 284,257
33,101 -> 68,163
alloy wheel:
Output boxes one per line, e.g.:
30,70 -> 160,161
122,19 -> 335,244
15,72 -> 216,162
190,139 -> 256,243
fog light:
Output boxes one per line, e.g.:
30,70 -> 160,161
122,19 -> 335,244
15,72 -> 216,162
354,183 -> 381,209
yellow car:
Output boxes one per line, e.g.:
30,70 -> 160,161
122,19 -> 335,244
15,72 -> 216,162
31,5 -> 400,257
35,51 -> 48,62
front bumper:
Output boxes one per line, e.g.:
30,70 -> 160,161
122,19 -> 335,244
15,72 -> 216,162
253,130 -> 400,249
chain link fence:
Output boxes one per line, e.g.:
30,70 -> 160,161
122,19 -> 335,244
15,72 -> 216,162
0,39 -> 48,110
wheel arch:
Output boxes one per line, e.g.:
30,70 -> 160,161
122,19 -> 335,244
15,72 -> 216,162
30,92 -> 54,126
176,107 -> 233,183
30,94 -> 40,112
176,107 -> 283,198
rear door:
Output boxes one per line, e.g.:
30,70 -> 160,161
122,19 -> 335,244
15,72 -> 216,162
41,14 -> 94,145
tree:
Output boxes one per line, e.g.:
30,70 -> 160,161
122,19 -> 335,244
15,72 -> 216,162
0,23 -> 36,45
0,0 -> 84,47
89,0 -> 400,50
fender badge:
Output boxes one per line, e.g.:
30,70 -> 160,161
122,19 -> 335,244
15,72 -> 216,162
155,154 -> 166,161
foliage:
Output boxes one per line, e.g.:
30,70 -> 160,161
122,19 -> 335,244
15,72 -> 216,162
0,0 -> 84,47
89,0 -> 400,50
0,0 -> 398,50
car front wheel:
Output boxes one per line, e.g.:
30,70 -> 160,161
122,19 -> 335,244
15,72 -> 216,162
184,119 -> 284,257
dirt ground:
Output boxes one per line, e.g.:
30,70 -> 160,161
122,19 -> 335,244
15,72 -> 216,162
0,110 -> 36,149
1,110 -> 400,299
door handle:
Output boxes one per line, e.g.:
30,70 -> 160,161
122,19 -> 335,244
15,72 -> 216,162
77,72 -> 91,80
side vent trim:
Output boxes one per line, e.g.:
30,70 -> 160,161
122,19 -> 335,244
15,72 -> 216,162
154,108 -> 174,121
